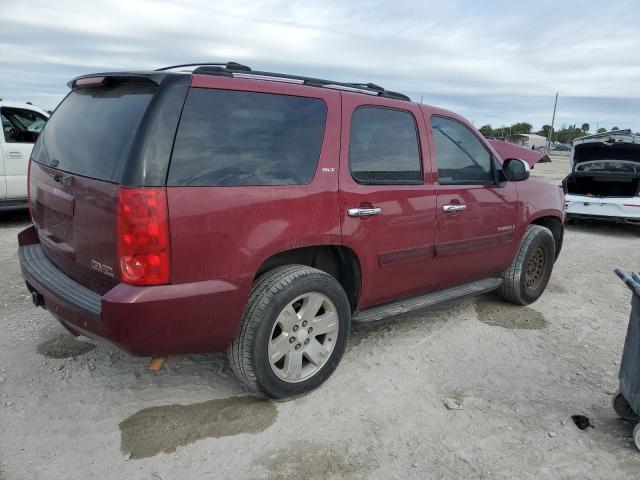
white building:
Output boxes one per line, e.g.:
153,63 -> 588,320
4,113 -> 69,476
507,133 -> 548,149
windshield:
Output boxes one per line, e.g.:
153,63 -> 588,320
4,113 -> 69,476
32,84 -> 156,182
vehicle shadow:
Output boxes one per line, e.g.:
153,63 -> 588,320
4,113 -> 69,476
349,296 -> 472,349
565,220 -> 640,238
0,209 -> 31,228
36,324 -> 247,397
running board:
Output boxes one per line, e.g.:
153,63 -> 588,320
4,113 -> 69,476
353,277 -> 504,323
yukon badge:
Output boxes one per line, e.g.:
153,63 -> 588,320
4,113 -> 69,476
497,225 -> 515,232
90,260 -> 114,277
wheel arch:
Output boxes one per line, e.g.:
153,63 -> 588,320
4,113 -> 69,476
254,245 -> 361,313
530,215 -> 564,260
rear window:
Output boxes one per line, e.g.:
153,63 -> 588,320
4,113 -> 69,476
32,85 -> 155,182
167,88 -> 327,186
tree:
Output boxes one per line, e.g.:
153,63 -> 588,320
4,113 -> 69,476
581,123 -> 590,134
555,125 -> 585,144
479,125 -> 493,137
612,126 -> 619,131
508,122 -> 532,135
538,125 -> 552,138
597,127 -> 607,133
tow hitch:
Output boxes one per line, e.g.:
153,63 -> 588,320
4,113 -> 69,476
32,291 -> 46,308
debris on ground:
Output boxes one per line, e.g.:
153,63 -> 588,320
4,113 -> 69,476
572,415 -> 593,430
443,398 -> 464,410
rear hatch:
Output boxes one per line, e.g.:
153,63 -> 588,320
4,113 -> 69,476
29,73 -> 189,293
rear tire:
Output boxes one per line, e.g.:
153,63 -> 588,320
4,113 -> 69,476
228,265 -> 351,399
498,224 -> 555,305
634,423 -> 640,450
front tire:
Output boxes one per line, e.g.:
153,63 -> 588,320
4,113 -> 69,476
498,224 -> 555,305
228,265 -> 351,399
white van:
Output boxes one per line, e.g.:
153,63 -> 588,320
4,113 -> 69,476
1,100 -> 49,210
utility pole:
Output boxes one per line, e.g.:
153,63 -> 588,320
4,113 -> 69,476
547,92 -> 558,151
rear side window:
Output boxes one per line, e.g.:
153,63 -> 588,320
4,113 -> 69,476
349,106 -> 422,185
32,85 -> 156,182
431,116 -> 494,185
168,89 -> 327,186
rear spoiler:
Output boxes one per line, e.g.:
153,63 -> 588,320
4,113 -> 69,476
67,72 -> 166,89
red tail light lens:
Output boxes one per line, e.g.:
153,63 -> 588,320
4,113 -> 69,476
117,187 -> 170,285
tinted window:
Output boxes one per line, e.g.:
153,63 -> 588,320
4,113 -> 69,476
2,107 -> 47,143
431,116 -> 494,184
168,89 -> 327,186
349,107 -> 422,184
32,85 -> 155,182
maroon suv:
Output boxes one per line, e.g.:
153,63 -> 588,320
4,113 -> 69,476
18,62 -> 564,398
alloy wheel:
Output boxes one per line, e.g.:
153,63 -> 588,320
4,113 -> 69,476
268,292 -> 339,383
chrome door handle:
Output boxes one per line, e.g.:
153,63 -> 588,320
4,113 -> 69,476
442,204 -> 467,212
347,207 -> 382,217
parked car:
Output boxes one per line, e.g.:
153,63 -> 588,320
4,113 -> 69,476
0,100 -> 49,210
551,143 -> 572,152
18,63 -> 565,398
564,130 -> 640,225
488,139 -> 551,166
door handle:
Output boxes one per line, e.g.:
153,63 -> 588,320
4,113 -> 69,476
7,151 -> 23,159
347,207 -> 382,217
442,204 -> 467,212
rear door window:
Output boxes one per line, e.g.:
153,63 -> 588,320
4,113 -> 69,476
168,88 -> 327,186
349,106 -> 422,184
431,116 -> 494,185
32,85 -> 156,182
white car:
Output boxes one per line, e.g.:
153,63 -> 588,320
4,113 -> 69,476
564,130 -> 640,225
0,100 -> 49,210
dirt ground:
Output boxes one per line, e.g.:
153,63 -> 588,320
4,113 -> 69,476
1,155 -> 639,479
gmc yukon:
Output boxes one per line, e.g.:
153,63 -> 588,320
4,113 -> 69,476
18,63 -> 565,398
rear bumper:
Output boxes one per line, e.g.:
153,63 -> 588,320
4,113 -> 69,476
18,231 -> 251,356
565,194 -> 640,224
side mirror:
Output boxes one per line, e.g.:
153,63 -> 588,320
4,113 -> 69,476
503,158 -> 530,182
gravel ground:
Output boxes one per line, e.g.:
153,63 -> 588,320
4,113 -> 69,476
1,156 -> 640,479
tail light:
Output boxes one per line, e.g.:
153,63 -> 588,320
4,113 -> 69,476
117,187 -> 170,285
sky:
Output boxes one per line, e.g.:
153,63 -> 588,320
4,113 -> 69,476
1,0 -> 638,132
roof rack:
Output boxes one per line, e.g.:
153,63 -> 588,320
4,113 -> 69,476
156,62 -> 410,101
155,62 -> 251,72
